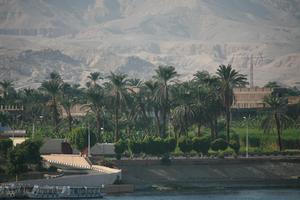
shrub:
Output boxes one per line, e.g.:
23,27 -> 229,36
218,134 -> 227,140
142,136 -> 154,155
211,138 -> 228,151
282,138 -> 300,149
231,133 -> 240,143
115,153 -> 122,160
141,136 -> 167,156
153,137 -> 166,156
164,137 -> 177,153
178,137 -> 193,153
48,166 -> 58,173
247,136 -> 261,147
100,159 -> 115,168
208,150 -> 218,158
129,140 -> 143,155
229,140 -> 240,154
223,147 -> 235,156
0,138 -> 13,158
192,136 -> 211,155
67,127 -> 97,152
114,140 -> 128,160
217,151 -> 225,159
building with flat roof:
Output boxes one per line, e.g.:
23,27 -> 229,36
288,96 -> 300,105
0,105 -> 24,112
0,129 -> 27,146
232,87 -> 272,109
61,104 -> 90,118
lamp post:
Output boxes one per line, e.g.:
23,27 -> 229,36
102,108 -> 105,133
243,115 -> 249,158
32,115 -> 43,138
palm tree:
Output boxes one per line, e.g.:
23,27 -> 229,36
153,66 -> 178,137
125,79 -> 150,137
0,80 -> 13,100
192,71 -> 211,136
40,76 -> 62,132
107,72 -> 128,142
171,82 -> 195,138
216,64 -> 247,142
60,83 -> 78,131
21,88 -> 44,130
192,72 -> 223,139
262,95 -> 290,151
144,80 -> 161,135
83,86 -> 104,141
88,72 -> 102,86
50,71 -> 62,81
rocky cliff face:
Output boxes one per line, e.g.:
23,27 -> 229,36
0,0 -> 299,88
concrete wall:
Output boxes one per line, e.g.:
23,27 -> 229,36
14,172 -> 118,187
91,143 -> 115,156
113,157 -> 300,189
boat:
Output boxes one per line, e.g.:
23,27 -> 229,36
27,185 -> 103,199
0,184 -> 29,199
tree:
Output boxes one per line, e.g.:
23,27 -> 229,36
6,146 -> 27,182
261,95 -> 290,151
264,81 -> 281,89
18,139 -> 42,164
192,71 -> 222,139
122,78 -> 150,137
88,72 -> 102,86
144,80 -> 161,135
61,83 -> 79,131
20,88 -> 46,135
68,127 -> 96,153
107,72 -> 128,142
216,65 -> 247,142
153,66 -> 178,137
0,80 -> 13,101
40,72 -> 63,132
84,86 -> 104,140
0,138 -> 13,158
171,82 -> 195,138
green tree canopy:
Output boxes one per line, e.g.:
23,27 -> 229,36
68,127 -> 96,152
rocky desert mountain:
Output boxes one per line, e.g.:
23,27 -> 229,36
0,0 -> 299,88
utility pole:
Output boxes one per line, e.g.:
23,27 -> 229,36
230,53 -> 264,88
250,55 -> 254,88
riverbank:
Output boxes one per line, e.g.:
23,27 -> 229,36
110,157 -> 300,192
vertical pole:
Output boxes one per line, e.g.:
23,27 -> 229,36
32,121 -> 35,138
88,122 -> 91,157
246,115 -> 249,158
250,55 -> 254,88
102,108 -> 105,135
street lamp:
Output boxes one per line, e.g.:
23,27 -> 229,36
243,115 -> 249,158
32,115 -> 43,138
102,107 -> 105,133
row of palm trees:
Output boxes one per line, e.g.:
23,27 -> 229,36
1,64 -> 250,143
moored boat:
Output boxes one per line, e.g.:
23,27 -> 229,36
27,185 -> 103,199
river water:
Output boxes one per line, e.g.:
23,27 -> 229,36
106,189 -> 300,200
